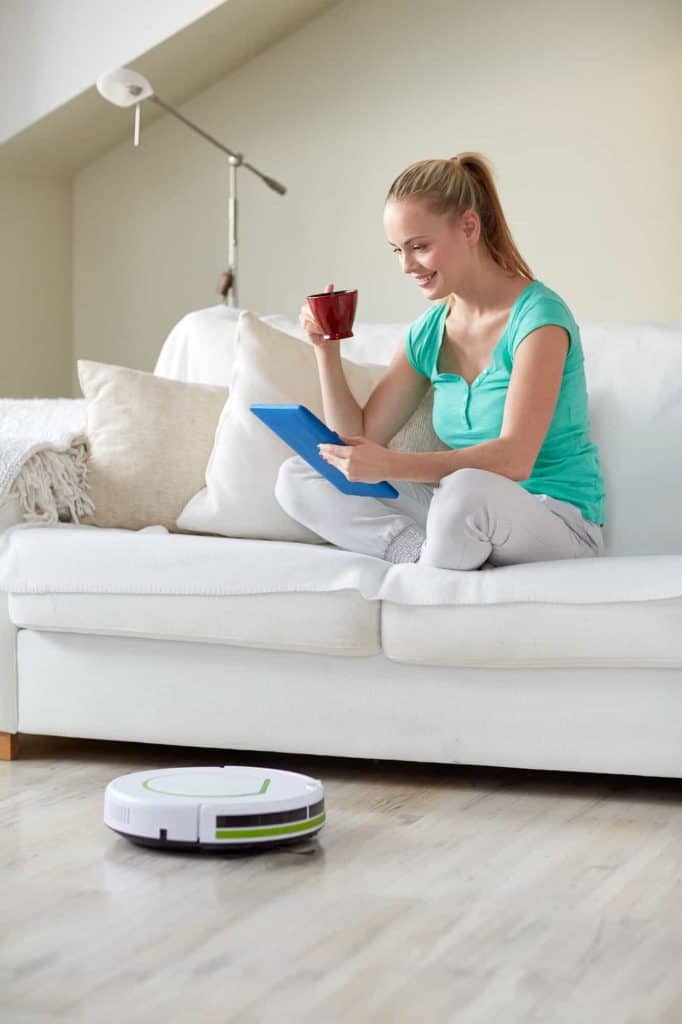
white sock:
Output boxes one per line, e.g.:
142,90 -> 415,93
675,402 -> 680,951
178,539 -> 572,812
385,524 -> 425,564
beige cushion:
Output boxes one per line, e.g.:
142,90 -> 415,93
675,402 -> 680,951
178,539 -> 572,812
176,312 -> 445,542
78,360 -> 227,532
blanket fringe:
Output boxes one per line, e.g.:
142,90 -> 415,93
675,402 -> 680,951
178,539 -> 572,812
12,441 -> 95,525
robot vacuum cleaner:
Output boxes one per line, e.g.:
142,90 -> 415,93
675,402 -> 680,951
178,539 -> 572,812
104,765 -> 326,851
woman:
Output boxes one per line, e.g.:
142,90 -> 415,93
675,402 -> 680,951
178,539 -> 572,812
275,152 -> 606,571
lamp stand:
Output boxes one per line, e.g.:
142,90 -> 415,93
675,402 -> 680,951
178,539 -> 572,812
217,155 -> 240,306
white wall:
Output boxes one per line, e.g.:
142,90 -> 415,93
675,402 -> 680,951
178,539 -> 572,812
73,0 -> 681,379
0,0 -> 225,144
0,176 -> 72,397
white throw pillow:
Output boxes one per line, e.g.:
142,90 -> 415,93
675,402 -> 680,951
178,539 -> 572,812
78,360 -> 228,532
176,312 -> 445,542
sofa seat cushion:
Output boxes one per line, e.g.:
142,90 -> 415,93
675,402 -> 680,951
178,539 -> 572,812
380,555 -> 682,606
9,590 -> 379,656
0,524 -> 385,655
3,525 -> 682,608
382,598 -> 682,668
380,552 -> 682,669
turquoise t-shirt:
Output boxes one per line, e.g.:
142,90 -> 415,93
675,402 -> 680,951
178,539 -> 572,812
405,279 -> 606,525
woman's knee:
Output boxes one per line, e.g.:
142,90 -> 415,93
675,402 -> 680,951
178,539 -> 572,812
426,468 -> 506,557
433,468 -> 500,513
439,467 -> 499,490
274,455 -> 313,516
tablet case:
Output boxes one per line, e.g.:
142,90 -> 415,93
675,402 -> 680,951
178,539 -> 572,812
250,404 -> 399,498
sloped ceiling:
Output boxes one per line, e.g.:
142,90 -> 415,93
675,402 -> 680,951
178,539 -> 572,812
0,0 -> 340,179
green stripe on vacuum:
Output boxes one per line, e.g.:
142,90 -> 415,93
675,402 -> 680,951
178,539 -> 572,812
215,812 -> 326,840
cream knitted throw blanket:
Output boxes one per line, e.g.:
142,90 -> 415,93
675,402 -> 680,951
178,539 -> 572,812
0,398 -> 94,524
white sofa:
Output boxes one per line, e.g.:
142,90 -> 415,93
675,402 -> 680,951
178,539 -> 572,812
2,307 -> 682,777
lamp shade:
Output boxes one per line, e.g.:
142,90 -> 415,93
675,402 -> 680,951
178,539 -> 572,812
96,68 -> 154,107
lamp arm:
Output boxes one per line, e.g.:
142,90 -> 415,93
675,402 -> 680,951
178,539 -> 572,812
242,163 -> 287,195
149,95 -> 286,194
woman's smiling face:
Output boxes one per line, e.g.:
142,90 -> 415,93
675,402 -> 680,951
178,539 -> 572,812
383,197 -> 477,300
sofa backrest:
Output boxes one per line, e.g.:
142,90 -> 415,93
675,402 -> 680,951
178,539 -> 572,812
579,321 -> 682,556
153,305 -> 405,384
154,306 -> 682,557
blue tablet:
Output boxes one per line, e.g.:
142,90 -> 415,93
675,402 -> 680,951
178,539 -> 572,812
250,404 -> 399,499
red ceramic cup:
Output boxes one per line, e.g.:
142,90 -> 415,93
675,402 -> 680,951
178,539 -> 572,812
306,289 -> 358,341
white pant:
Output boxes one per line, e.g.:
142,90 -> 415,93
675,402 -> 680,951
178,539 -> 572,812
275,456 -> 605,571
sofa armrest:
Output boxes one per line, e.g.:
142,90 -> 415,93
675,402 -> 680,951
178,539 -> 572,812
0,497 -> 20,732
0,593 -> 17,733
0,495 -> 22,532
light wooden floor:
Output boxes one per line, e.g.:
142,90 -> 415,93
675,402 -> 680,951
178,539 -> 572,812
2,736 -> 682,1023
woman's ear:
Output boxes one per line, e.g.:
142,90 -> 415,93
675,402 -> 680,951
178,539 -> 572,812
460,208 -> 480,245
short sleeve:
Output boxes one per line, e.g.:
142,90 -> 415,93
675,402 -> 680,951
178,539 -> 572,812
405,322 -> 423,374
509,297 -> 576,359
405,303 -> 446,378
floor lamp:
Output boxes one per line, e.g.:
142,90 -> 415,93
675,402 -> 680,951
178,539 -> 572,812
96,67 -> 287,306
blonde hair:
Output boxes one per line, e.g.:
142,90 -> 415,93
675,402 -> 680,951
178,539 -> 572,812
386,152 -> 534,307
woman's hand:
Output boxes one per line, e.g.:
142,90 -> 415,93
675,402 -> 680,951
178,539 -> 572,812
299,282 -> 336,348
318,435 -> 393,483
